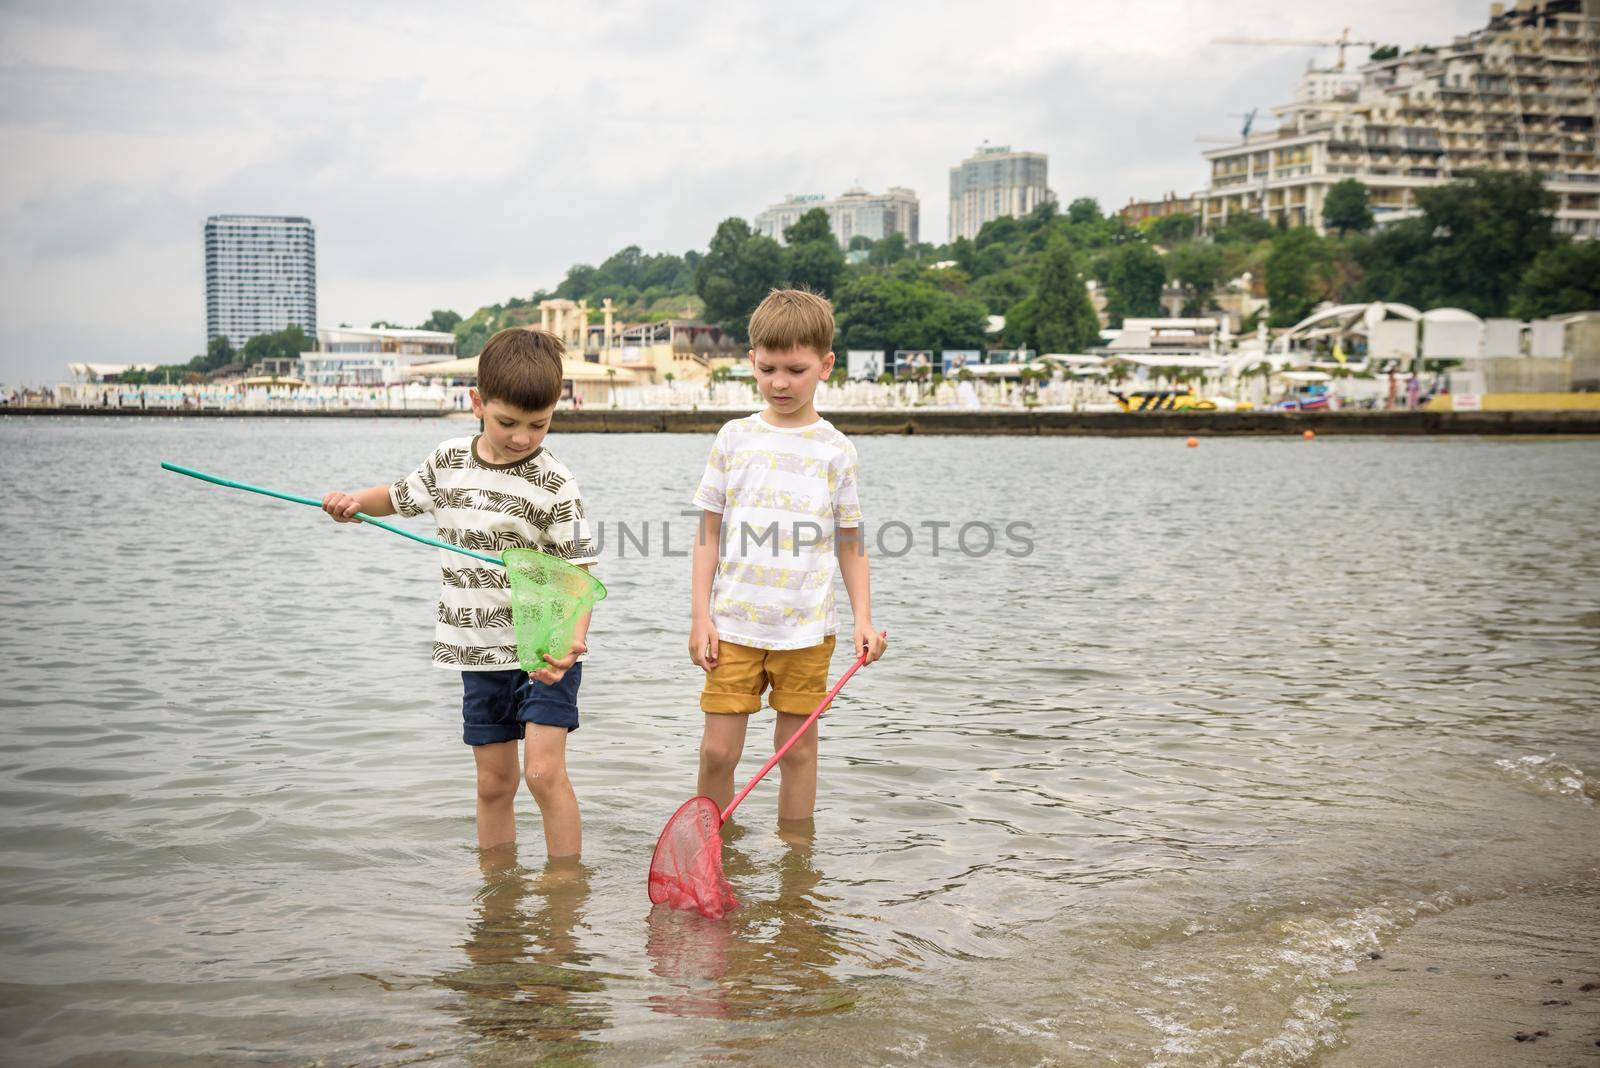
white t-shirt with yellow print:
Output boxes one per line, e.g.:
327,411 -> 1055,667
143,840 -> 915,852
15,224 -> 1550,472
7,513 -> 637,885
692,413 -> 863,651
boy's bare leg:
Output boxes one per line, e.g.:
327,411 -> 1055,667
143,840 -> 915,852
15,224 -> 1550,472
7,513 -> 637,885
773,712 -> 819,821
697,713 -> 750,813
473,740 -> 521,850
524,725 -> 580,859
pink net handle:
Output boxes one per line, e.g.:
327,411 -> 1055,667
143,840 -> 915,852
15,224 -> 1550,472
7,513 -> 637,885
719,637 -> 880,823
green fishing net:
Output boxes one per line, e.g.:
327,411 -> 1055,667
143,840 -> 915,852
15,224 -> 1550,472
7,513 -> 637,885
503,548 -> 607,673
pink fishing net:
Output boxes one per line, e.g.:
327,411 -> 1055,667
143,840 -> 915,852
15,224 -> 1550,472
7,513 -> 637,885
648,796 -> 739,919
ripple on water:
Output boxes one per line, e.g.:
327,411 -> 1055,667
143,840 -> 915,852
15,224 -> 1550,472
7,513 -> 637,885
0,420 -> 1598,1065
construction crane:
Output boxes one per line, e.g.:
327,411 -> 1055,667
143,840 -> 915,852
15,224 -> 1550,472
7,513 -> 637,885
1212,27 -> 1380,70
1194,109 -> 1263,146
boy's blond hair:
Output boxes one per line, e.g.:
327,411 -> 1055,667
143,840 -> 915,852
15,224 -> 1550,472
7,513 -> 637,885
478,327 -> 565,411
748,288 -> 834,355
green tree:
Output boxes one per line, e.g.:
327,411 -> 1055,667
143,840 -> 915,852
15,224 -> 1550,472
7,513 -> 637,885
973,270 -> 1030,315
867,231 -> 910,267
242,325 -> 312,364
782,208 -> 846,296
782,208 -> 832,246
1410,170 -> 1557,314
1104,242 -> 1167,325
1265,228 -> 1333,327
1356,170 -> 1558,316
456,320 -> 491,358
1213,215 -> 1274,244
418,309 -> 461,333
1022,200 -> 1059,232
1031,234 -> 1102,352
1167,243 -> 1227,315
202,334 -> 236,372
695,217 -> 785,339
833,274 -> 988,351
949,236 -> 978,275
975,215 -> 1022,249
1150,213 -> 1197,244
1003,295 -> 1037,350
1509,241 -> 1600,319
1323,179 -> 1374,237
1066,197 -> 1102,225
554,264 -> 599,299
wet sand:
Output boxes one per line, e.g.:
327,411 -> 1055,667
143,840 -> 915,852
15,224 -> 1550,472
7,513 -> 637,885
1322,883 -> 1600,1067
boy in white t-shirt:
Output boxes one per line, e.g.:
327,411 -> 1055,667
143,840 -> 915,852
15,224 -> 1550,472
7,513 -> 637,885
689,289 -> 888,824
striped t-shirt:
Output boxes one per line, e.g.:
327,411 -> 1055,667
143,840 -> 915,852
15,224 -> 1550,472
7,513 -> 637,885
693,414 -> 862,651
390,435 -> 597,670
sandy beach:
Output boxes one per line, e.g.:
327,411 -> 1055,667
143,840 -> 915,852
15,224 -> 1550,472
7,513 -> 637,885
1322,883 -> 1600,1067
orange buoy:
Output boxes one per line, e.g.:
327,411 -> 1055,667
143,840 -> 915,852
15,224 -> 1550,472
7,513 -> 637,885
1303,429 -> 1316,440
1186,437 -> 1199,448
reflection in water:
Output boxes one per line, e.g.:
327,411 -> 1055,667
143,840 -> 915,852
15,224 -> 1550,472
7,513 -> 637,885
646,819 -> 854,1021
437,847 -> 608,1062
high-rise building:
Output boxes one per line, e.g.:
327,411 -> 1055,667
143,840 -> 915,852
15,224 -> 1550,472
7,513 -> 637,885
1199,0 -> 1600,238
947,145 -> 1053,242
753,186 -> 920,247
204,214 -> 318,350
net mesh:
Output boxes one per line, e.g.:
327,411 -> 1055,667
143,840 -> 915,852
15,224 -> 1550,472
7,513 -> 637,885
502,548 -> 607,674
648,796 -> 738,919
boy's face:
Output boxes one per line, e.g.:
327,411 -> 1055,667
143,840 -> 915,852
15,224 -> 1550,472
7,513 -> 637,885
749,346 -> 834,415
470,390 -> 556,463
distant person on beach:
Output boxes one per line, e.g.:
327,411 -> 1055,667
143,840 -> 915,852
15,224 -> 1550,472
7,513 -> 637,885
688,289 -> 887,828
321,328 -> 600,857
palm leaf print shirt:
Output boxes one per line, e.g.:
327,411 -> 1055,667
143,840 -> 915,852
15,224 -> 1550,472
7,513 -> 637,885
390,436 -> 597,669
693,414 -> 863,651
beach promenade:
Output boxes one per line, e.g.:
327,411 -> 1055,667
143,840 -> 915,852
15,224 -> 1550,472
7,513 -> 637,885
7,405 -> 1600,435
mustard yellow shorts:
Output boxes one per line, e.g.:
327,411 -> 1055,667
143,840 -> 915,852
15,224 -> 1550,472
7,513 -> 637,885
701,636 -> 837,715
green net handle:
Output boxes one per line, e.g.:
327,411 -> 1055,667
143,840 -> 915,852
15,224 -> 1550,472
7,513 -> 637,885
160,461 -> 503,566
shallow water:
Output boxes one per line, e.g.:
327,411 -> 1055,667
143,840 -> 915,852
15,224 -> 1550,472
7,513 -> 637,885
0,415 -> 1596,1066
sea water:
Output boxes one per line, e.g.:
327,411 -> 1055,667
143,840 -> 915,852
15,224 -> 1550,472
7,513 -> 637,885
0,416 -> 1596,1065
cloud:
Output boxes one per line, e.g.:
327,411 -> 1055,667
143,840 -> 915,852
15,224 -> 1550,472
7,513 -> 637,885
0,0 -> 1492,383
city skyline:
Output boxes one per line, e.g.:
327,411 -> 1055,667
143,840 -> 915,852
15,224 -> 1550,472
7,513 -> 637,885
0,0 -> 1489,383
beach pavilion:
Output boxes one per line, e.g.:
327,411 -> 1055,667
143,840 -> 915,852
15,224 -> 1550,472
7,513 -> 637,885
406,355 -> 640,407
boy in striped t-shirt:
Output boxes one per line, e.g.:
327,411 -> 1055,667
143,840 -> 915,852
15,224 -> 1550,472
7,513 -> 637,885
321,328 -> 598,856
689,289 -> 888,827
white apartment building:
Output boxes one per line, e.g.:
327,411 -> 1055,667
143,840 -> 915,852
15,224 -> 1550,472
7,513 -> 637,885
204,214 -> 317,350
754,186 -> 920,247
298,326 -> 456,385
947,145 -> 1053,242
1200,0 -> 1600,238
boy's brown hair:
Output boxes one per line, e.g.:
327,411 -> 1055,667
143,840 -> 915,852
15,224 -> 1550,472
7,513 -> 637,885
748,288 -> 835,356
477,327 -> 565,411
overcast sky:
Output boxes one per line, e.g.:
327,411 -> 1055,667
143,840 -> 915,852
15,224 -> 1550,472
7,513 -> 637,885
1,0 -> 1489,383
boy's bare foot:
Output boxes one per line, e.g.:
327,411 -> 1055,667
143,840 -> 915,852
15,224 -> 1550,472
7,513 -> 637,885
777,816 -> 816,850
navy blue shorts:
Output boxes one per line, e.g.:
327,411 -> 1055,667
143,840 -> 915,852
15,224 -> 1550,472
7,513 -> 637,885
461,664 -> 582,746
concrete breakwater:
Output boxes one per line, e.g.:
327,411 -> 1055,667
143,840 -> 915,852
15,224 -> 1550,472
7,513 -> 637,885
7,406 -> 1600,435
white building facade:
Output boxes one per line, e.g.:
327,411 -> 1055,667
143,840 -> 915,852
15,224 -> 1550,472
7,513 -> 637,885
298,326 -> 456,385
947,145 -> 1053,242
754,186 -> 920,247
204,214 -> 318,350
1200,0 -> 1600,238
